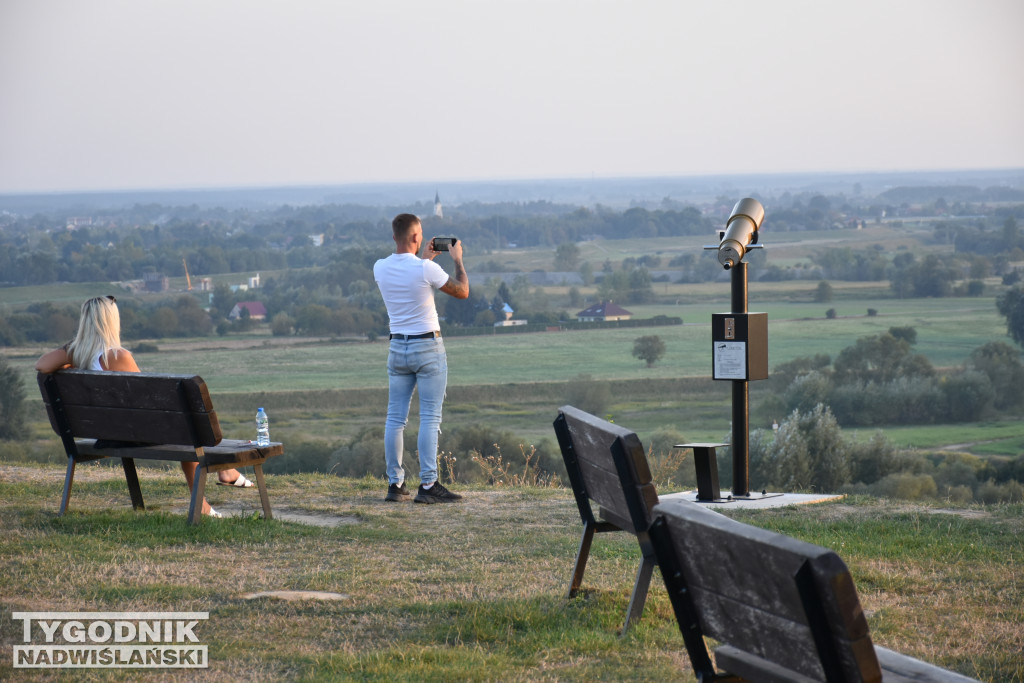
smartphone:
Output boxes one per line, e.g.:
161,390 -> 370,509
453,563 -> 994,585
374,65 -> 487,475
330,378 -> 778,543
432,236 -> 457,251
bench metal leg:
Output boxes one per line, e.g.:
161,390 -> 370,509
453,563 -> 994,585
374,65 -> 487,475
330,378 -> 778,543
253,464 -> 272,520
59,457 -> 77,515
187,466 -> 208,526
622,552 -> 655,634
569,521 -> 597,598
121,457 -> 145,510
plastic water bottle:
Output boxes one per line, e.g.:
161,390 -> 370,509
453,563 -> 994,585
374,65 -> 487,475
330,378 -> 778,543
256,407 -> 270,447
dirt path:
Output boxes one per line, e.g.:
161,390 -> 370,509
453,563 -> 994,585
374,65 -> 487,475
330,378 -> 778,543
936,439 -> 1008,451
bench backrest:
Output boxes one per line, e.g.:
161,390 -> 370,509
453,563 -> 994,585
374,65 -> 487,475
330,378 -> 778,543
554,405 -> 658,534
38,370 -> 223,448
650,498 -> 882,682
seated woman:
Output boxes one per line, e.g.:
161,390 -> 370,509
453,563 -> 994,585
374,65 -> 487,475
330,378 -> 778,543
35,295 -> 254,519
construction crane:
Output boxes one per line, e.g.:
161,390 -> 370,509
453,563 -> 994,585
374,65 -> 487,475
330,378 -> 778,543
182,258 -> 192,291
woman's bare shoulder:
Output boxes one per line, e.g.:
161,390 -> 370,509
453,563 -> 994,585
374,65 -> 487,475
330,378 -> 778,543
105,348 -> 140,373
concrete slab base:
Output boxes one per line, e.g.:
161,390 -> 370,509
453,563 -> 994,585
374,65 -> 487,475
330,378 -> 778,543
659,490 -> 845,510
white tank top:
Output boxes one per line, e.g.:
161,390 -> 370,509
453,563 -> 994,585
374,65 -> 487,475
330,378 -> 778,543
89,349 -> 126,371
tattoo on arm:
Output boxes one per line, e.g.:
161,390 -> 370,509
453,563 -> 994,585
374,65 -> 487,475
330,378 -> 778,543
440,261 -> 470,299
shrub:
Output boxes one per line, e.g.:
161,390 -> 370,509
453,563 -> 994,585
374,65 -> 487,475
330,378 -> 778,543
471,444 -> 560,488
0,355 -> 27,440
848,431 -> 898,484
887,376 -> 944,424
888,326 -> 917,344
873,473 -> 938,500
968,341 -> 1024,410
827,382 -> 875,425
984,454 -> 1024,484
940,370 -> 994,421
755,404 -> 850,492
645,427 -> 692,489
932,452 -> 985,493
438,425 -> 562,483
132,342 -> 159,354
645,427 -> 689,458
747,428 -> 774,489
813,280 -> 833,303
763,422 -> 812,490
329,426 -> 387,479
263,439 -> 338,475
632,334 -> 666,367
941,485 -> 974,504
565,374 -> 611,416
771,354 -> 831,393
784,371 -> 832,415
793,404 -> 849,492
271,312 -> 295,337
830,377 -> 944,426
753,393 -> 787,428
976,479 -> 1024,504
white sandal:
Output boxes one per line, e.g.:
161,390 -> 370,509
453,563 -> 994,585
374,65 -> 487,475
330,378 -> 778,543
218,474 -> 254,488
205,507 -> 223,519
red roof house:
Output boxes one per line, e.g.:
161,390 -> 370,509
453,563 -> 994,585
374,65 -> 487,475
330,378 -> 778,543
576,301 -> 632,322
229,301 -> 267,320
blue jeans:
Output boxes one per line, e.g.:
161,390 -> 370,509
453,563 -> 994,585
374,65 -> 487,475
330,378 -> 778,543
384,336 -> 447,486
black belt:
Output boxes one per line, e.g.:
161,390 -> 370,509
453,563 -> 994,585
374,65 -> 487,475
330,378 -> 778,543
389,331 -> 440,340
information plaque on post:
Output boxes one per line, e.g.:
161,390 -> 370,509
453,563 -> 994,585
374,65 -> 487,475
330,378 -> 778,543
711,313 -> 768,381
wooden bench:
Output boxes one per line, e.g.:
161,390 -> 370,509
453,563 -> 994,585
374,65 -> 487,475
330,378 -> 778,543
38,369 -> 284,525
648,498 -> 980,682
553,404 -> 665,633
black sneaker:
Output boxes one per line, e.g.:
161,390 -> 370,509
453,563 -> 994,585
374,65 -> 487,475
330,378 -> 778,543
385,482 -> 411,502
414,482 -> 463,504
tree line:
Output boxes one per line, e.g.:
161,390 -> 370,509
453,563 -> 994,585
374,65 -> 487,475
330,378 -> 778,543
3,190 -> 1024,345
3,188 -> 1021,287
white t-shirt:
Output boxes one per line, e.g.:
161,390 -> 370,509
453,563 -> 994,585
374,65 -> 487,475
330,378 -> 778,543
373,253 -> 450,334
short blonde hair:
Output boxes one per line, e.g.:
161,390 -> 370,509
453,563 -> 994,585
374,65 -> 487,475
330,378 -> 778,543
68,296 -> 122,369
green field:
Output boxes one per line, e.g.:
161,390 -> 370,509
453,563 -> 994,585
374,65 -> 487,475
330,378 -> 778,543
855,422 -> 1024,454
2,223 -> 1021,461
5,294 -> 1005,394
5,289 -> 1021,459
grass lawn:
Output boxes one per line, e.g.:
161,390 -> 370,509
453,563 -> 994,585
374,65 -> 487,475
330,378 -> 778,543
0,463 -> 1019,681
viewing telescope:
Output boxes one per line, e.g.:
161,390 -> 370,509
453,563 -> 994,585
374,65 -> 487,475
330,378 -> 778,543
717,198 -> 765,269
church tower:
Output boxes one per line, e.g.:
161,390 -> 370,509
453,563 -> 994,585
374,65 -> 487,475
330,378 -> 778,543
433,191 -> 443,219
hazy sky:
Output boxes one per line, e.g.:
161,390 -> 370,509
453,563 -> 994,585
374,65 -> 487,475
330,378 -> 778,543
2,0 -> 1022,194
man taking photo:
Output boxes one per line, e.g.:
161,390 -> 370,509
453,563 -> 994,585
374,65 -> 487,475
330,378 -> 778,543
373,213 -> 469,504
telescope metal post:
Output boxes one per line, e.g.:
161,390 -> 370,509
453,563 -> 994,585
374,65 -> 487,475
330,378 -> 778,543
731,262 -> 750,497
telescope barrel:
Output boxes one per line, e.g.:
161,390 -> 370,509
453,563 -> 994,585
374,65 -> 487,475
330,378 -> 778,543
717,198 -> 765,269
